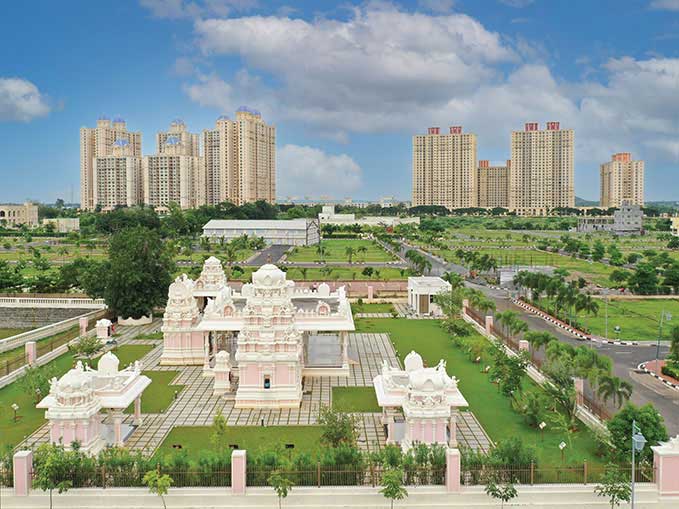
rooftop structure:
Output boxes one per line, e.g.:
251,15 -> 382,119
0,202 -> 39,227
318,205 -> 419,228
407,276 -> 451,316
202,219 -> 320,246
576,201 -> 644,236
373,350 -> 468,450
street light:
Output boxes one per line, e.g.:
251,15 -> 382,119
559,441 -> 567,464
11,403 -> 19,422
655,311 -> 672,375
631,420 -> 647,509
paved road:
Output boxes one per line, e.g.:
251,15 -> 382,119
249,244 -> 291,265
402,240 -> 679,435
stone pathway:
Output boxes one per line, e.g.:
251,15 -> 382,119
354,312 -> 392,318
22,322 -> 493,456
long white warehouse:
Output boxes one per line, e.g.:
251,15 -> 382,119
202,219 -> 320,246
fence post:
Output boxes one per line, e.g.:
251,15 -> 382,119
25,341 -> 37,365
317,462 -> 321,488
445,448 -> 461,493
231,449 -> 247,495
530,461 -> 534,485
101,464 -> 106,489
13,450 -> 33,496
583,460 -> 587,485
651,435 -> 679,497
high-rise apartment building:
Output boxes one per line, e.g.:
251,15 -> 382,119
477,160 -> 510,209
412,126 -> 478,209
156,119 -> 199,157
80,116 -> 142,210
600,153 -> 644,208
93,139 -> 143,209
509,122 -> 574,216
142,135 -> 206,210
203,107 -> 276,206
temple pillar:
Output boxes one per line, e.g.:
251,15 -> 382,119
13,450 -> 32,496
133,397 -> 143,425
445,448 -> 461,493
112,411 -> 123,446
232,450 -> 247,495
449,413 -> 458,448
203,333 -> 211,372
341,331 -> 349,367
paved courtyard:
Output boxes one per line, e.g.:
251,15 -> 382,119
23,320 -> 492,455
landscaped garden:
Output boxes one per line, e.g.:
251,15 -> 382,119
332,387 -> 380,413
125,371 -> 183,414
353,302 -> 395,314
286,239 -> 395,263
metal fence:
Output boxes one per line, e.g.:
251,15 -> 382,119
1,353 -> 28,377
466,307 -> 486,328
581,394 -> 612,421
0,325 -> 80,377
461,463 -> 655,486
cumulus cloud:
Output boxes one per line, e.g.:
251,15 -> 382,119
0,78 -> 51,122
649,0 -> 679,11
140,0 -> 258,19
277,145 -> 363,198
418,0 -> 456,13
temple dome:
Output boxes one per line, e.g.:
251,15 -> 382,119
252,264 -> 286,287
409,368 -> 446,392
98,351 -> 120,376
404,351 -> 423,372
113,139 -> 129,147
113,116 -> 125,123
57,367 -> 90,393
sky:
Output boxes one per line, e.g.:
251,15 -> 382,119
1,0 -> 679,204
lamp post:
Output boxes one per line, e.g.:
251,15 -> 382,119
631,420 -> 646,509
655,311 -> 671,375
11,403 -> 19,422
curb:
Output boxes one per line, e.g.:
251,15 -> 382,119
638,362 -> 679,391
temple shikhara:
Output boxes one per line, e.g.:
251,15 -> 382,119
161,258 -> 355,408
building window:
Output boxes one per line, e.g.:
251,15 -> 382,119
264,376 -> 271,389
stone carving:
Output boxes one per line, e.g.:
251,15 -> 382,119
196,256 -> 226,291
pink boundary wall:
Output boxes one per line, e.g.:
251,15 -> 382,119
231,450 -> 247,495
445,448 -> 461,492
653,443 -> 679,497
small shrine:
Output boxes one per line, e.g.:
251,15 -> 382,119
373,351 -> 468,450
37,352 -> 151,454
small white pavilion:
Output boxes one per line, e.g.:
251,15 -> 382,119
37,352 -> 151,454
407,276 -> 451,316
373,351 -> 468,450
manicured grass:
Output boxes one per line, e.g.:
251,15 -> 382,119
0,328 -> 29,340
287,239 -> 395,263
205,266 -> 407,282
133,331 -> 163,340
0,343 -> 154,449
354,318 -> 601,466
125,371 -> 183,414
332,387 -> 381,413
0,325 -> 81,366
578,299 -> 679,341
354,303 -> 395,314
155,425 -> 324,460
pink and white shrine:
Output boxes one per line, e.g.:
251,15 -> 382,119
160,258 -> 355,408
373,351 -> 468,450
36,352 -> 151,454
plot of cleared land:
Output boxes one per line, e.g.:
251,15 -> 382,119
332,387 -> 381,413
155,425 -> 325,460
286,239 -> 395,263
354,318 -> 601,466
577,298 -> 679,341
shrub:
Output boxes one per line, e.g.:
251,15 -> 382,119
661,362 -> 679,381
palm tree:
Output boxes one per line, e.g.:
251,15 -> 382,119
300,267 -> 308,280
357,245 -> 368,261
523,331 -> 556,351
597,375 -> 633,409
345,246 -> 356,264
441,271 -> 464,290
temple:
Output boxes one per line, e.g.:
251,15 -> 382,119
36,352 -> 151,454
373,351 -> 468,450
161,258 -> 355,408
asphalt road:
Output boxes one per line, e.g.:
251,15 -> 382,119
401,240 -> 679,435
249,244 -> 291,265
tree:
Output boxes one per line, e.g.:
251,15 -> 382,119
143,470 -> 173,509
663,264 -> 679,294
627,263 -> 659,295
69,335 -> 103,362
379,468 -> 408,509
268,471 -> 294,509
345,246 -> 356,264
597,375 -> 633,409
484,476 -> 518,508
669,326 -> 679,362
592,241 -> 606,262
105,227 -> 174,318
318,406 -> 359,447
594,464 -> 631,508
607,403 -> 668,462
33,444 -> 75,509
523,331 -> 556,351
18,363 -> 57,403
210,411 -> 228,454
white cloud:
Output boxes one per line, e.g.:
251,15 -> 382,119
418,0 -> 455,13
650,0 -> 679,11
140,0 -> 258,19
276,145 -> 363,198
0,78 -> 51,122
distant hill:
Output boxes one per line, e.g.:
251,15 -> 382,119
575,196 -> 599,207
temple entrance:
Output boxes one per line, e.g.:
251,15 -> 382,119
207,331 -> 238,368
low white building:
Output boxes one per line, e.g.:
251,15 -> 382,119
202,219 -> 320,246
319,205 -> 419,228
407,276 -> 451,316
42,218 -> 80,233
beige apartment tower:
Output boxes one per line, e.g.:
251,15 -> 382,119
412,126 -> 478,209
93,139 -> 143,210
143,134 -> 206,211
478,160 -> 510,209
600,153 -> 644,208
509,122 -> 574,215
203,107 -> 276,206
80,116 -> 142,210
156,119 -> 199,157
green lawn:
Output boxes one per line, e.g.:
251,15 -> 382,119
0,344 -> 154,449
353,303 -> 395,314
155,425 -> 324,460
578,299 -> 679,341
332,387 -> 381,413
125,371 -> 183,414
132,331 -> 163,341
354,318 -> 601,466
197,266 -> 407,282
0,328 -> 29,340
286,239 -> 395,263
0,325 -> 81,366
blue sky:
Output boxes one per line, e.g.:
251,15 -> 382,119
1,0 -> 679,203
